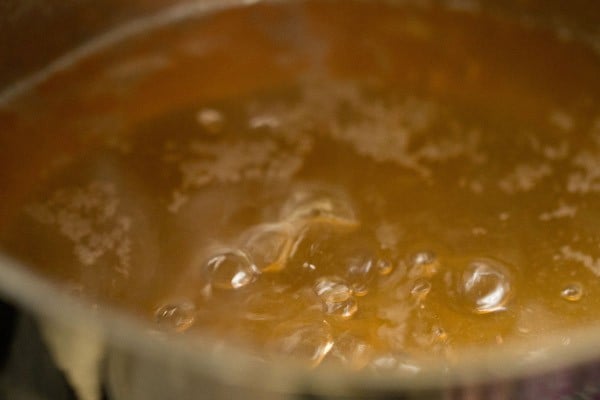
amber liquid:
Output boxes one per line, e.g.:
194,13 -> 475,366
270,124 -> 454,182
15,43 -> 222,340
1,0 -> 600,370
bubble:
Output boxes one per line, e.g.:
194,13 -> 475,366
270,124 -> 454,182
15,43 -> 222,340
560,283 -> 583,302
432,326 -> 448,342
196,108 -> 224,134
241,223 -> 293,272
410,278 -> 431,301
280,186 -> 358,229
456,257 -> 512,314
269,319 -> 334,368
154,301 -> 196,332
289,227 -> 375,289
408,251 -> 439,279
344,250 -> 377,296
313,276 -> 358,319
329,332 -> 373,370
202,248 -> 257,290
323,297 -> 358,320
314,276 -> 353,303
299,231 -> 384,296
376,257 -> 394,276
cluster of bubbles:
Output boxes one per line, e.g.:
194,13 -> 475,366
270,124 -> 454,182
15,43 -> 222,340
154,185 -> 380,365
152,184 -> 589,370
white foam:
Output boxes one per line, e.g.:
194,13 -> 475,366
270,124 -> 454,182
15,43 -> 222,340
26,182 -> 132,276
196,108 -> 225,134
560,245 -> 600,277
549,110 -> 574,132
167,136 -> 307,211
498,163 -> 552,193
539,202 -> 577,221
568,146 -> 600,194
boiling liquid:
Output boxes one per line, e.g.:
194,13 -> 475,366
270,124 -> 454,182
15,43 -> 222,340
1,0 -> 600,371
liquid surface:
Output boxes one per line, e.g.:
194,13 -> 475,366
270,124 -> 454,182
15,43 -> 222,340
1,0 -> 600,372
